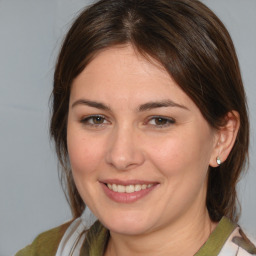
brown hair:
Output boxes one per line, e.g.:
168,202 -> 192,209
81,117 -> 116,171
50,0 -> 249,221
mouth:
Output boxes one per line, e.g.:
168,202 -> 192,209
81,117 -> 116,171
100,180 -> 158,203
106,183 -> 153,193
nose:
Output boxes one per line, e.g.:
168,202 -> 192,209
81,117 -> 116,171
105,125 -> 145,170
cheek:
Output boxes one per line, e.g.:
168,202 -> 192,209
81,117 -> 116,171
67,128 -> 103,176
145,127 -> 214,177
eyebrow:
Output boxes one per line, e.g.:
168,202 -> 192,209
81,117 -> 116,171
71,99 -> 111,110
71,99 -> 189,111
138,100 -> 189,111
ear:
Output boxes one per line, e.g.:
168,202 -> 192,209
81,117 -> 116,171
209,111 -> 240,167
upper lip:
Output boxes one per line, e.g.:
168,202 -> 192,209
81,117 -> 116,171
100,179 -> 158,186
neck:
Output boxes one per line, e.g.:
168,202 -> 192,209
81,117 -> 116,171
104,210 -> 217,256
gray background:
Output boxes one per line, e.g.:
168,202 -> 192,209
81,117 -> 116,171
0,0 -> 255,255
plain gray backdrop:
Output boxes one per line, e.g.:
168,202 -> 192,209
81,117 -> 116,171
0,0 -> 255,255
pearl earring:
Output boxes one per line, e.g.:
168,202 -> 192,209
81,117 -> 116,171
216,156 -> 221,165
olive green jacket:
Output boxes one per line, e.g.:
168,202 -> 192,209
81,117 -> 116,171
15,221 -> 71,256
15,217 -> 256,256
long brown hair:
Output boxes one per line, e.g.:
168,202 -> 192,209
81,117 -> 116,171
50,0 -> 249,221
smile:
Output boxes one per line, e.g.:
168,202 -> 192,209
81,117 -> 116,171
101,181 -> 158,203
107,183 -> 153,193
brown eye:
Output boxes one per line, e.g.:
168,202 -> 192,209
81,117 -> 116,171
148,116 -> 175,128
81,115 -> 108,126
154,117 -> 168,125
92,116 -> 105,124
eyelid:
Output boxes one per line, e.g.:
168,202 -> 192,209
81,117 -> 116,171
146,115 -> 176,127
79,114 -> 175,129
80,114 -> 110,126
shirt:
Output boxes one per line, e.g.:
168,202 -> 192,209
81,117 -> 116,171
15,216 -> 256,256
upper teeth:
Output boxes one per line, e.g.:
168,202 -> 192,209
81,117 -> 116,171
107,184 -> 153,193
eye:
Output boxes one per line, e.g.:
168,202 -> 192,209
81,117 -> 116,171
80,115 -> 109,126
147,116 -> 175,128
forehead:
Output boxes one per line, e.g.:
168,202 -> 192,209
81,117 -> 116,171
81,45 -> 167,79
72,45 -> 171,92
70,45 -> 196,110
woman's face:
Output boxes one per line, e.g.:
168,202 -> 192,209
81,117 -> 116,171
67,45 -> 218,235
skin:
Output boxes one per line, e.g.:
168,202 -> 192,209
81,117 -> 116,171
67,45 -> 226,255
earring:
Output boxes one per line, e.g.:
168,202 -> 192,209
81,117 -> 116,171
216,156 -> 221,165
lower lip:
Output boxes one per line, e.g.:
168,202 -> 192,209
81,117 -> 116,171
101,183 -> 158,203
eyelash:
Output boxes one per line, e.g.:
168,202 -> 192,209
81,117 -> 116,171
80,115 -> 176,128
146,116 -> 176,128
80,115 -> 109,127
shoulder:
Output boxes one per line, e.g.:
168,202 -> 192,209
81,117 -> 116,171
15,221 -> 72,256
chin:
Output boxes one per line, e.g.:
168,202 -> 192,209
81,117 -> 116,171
100,213 -> 154,236
106,223 -> 150,236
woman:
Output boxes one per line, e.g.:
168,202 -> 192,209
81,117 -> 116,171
16,0 -> 255,255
